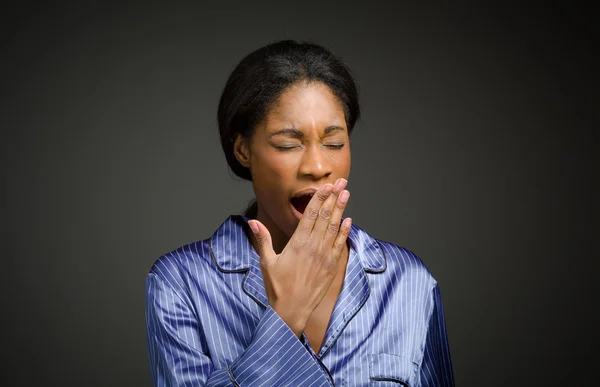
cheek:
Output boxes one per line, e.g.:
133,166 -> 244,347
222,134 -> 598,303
330,148 -> 351,175
250,153 -> 298,199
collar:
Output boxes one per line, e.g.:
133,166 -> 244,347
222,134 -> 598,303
208,215 -> 386,273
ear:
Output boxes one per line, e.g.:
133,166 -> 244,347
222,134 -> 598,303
233,134 -> 251,168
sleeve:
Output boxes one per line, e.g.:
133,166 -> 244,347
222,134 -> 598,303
145,272 -> 334,387
418,284 -> 455,387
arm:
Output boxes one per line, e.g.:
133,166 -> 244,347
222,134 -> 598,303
418,284 -> 455,387
145,272 -> 333,387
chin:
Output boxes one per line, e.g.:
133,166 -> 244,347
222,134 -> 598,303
258,201 -> 298,237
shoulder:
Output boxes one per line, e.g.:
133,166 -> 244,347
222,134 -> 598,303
147,238 -> 214,293
375,239 -> 438,289
349,220 -> 438,289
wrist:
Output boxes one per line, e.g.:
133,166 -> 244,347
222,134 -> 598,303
272,303 -> 310,337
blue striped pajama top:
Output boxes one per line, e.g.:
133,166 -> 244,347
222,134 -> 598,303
146,215 -> 454,386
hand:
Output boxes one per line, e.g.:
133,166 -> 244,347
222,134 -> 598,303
248,178 -> 352,337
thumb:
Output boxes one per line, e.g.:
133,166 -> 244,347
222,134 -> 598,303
248,220 -> 276,261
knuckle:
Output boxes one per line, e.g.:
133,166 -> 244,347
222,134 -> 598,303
319,208 -> 332,220
324,257 -> 337,273
316,191 -> 329,201
317,243 -> 325,254
333,240 -> 345,253
315,242 -> 325,254
327,222 -> 339,235
308,243 -> 320,256
306,208 -> 319,220
341,225 -> 350,237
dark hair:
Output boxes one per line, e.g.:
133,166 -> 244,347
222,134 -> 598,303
217,40 -> 360,217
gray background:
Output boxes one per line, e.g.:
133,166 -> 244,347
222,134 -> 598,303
3,2 -> 597,386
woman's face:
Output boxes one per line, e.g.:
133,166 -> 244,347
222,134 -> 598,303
235,81 -> 351,240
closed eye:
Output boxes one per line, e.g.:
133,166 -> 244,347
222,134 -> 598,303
274,145 -> 300,151
274,144 -> 345,151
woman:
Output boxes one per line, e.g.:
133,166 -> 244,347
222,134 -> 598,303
146,40 -> 454,386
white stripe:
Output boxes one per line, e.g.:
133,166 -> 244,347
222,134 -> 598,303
145,216 -> 454,386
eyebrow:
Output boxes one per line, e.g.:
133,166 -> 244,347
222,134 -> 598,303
269,126 -> 346,138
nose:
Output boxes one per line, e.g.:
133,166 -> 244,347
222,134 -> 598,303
298,144 -> 332,180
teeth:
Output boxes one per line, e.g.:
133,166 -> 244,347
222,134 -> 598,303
292,192 -> 315,199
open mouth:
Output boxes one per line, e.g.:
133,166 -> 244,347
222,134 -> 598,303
290,193 -> 313,214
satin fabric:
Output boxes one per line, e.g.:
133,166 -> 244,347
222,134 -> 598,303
146,215 -> 454,386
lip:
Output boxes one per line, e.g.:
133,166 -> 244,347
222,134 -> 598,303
290,202 -> 304,220
291,187 -> 319,199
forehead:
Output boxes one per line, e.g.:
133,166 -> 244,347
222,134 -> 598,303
262,81 -> 346,131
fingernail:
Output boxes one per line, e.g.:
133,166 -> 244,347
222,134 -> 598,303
344,217 -> 352,229
249,221 -> 259,235
335,178 -> 347,191
323,184 -> 333,195
339,190 -> 349,204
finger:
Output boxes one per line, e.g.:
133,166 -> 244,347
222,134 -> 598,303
248,220 -> 276,263
322,189 -> 350,248
311,178 -> 348,238
295,183 -> 334,236
331,217 -> 352,263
